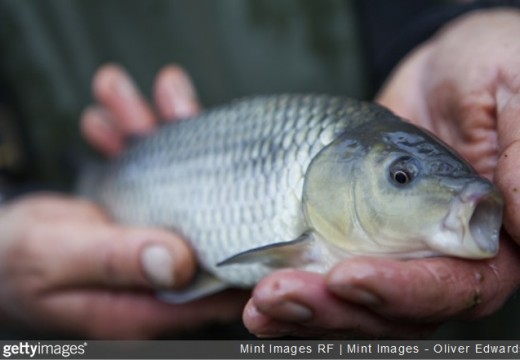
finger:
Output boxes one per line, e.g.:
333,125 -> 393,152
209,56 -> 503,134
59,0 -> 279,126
92,63 -> 156,136
35,289 -> 248,339
80,105 -> 125,157
244,270 -> 436,339
326,238 -> 520,322
243,298 -> 304,338
495,81 -> 520,243
9,220 -> 197,291
2,193 -> 110,224
496,141 -> 520,243
375,42 -> 433,122
153,65 -> 201,120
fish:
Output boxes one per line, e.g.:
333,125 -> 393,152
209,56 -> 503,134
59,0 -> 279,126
79,94 -> 503,303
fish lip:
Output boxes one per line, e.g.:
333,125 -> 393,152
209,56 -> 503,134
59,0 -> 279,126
467,188 -> 503,256
451,180 -> 503,257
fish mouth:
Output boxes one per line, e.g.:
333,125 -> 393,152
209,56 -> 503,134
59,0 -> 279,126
468,189 -> 503,256
438,180 -> 503,259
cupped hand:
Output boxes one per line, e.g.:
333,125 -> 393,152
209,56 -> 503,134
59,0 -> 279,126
243,9 -> 520,338
0,64 -> 247,339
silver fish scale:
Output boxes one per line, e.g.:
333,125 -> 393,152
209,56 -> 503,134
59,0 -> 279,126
92,95 -> 375,286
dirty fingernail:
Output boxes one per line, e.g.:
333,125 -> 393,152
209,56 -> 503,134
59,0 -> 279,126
141,245 -> 175,288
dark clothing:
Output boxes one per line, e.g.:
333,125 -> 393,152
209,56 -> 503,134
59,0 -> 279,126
359,0 -> 520,89
0,0 -> 519,339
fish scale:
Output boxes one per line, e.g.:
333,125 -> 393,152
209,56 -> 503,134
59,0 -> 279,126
86,95 -> 366,286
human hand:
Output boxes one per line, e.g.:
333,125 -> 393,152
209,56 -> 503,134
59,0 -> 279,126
82,64 -> 200,157
243,9 -> 520,338
0,65 -> 247,339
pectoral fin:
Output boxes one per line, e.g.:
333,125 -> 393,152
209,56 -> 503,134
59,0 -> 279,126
217,232 -> 315,268
157,270 -> 230,304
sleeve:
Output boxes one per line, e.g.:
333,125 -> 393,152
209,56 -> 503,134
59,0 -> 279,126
356,0 -> 520,93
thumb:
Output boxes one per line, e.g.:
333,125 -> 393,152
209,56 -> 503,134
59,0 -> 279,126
375,42 -> 433,122
21,221 -> 197,291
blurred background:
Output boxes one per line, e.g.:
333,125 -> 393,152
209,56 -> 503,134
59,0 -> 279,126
0,0 -> 518,339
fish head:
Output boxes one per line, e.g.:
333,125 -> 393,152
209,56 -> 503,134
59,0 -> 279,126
303,114 -> 503,260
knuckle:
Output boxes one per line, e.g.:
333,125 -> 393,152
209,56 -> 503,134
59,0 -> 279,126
407,261 -> 478,320
465,260 -> 512,319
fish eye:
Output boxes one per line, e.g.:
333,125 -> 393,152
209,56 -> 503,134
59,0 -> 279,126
389,157 -> 419,186
392,169 -> 411,184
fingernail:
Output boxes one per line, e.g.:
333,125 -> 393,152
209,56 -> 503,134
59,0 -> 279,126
88,107 -> 114,130
244,301 -> 299,338
114,73 -> 138,100
173,98 -> 197,119
141,245 -> 175,288
175,70 -> 197,100
348,286 -> 382,306
330,284 -> 382,307
328,263 -> 383,307
169,81 -> 198,119
264,301 -> 313,323
282,301 -> 313,322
